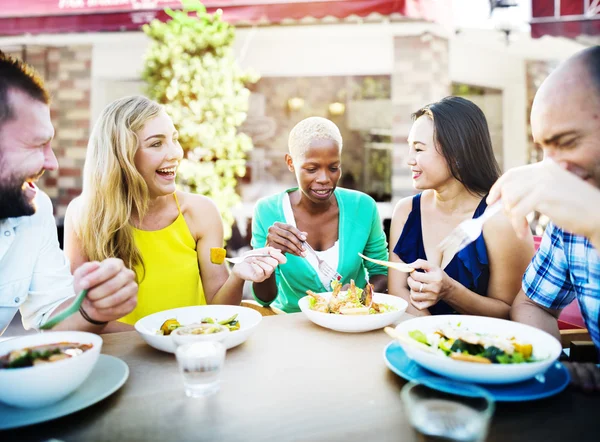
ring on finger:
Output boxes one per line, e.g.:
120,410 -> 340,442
419,282 -> 424,293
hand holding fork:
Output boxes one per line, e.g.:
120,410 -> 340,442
437,201 -> 503,259
303,241 -> 342,283
265,222 -> 343,283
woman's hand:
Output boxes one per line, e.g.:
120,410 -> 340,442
406,259 -> 455,310
231,247 -> 287,283
266,222 -> 307,257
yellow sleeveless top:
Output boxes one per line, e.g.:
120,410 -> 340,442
118,194 -> 207,325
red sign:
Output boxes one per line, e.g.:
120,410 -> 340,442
0,0 -> 181,18
531,0 -> 600,38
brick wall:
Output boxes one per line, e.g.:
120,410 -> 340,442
525,59 -> 558,164
244,75 -> 391,199
2,45 -> 92,222
391,33 -> 450,202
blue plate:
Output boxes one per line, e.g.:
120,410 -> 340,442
0,354 -> 129,430
384,341 -> 570,402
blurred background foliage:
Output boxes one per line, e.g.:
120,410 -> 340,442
142,0 -> 259,240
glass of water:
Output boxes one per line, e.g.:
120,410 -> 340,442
175,341 -> 226,398
401,378 -> 495,442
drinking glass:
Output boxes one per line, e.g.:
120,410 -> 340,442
175,341 -> 226,398
401,378 -> 495,442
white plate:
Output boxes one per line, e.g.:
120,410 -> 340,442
0,354 -> 129,430
135,305 -> 262,353
393,315 -> 563,384
298,291 -> 408,333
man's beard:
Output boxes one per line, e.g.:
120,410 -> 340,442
0,174 -> 37,220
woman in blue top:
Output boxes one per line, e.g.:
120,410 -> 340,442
252,117 -> 388,312
389,97 -> 535,318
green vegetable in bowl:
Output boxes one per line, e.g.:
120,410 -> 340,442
406,325 -> 540,365
202,314 -> 240,331
450,339 -> 484,356
408,330 -> 429,346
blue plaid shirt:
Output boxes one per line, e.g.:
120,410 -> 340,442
523,223 -> 600,350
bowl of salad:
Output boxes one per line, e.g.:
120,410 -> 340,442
298,280 -> 408,333
389,315 -> 562,384
0,331 -> 102,408
135,305 -> 262,353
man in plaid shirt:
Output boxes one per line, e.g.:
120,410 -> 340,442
489,46 -> 600,392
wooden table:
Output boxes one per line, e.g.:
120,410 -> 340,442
4,314 -> 599,441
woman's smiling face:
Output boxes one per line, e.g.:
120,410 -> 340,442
406,115 -> 452,191
133,110 -> 183,198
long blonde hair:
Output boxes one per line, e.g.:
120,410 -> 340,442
78,95 -> 162,274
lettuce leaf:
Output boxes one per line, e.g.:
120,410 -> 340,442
409,330 -> 429,346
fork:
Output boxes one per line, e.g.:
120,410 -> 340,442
303,242 -> 343,284
225,252 -> 273,264
40,289 -> 88,330
437,201 -> 503,258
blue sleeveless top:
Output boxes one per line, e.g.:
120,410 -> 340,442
393,193 -> 490,315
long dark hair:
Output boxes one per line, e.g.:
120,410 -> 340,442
412,96 -> 501,195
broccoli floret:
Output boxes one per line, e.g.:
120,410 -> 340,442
512,352 -> 525,364
450,339 -> 484,355
482,346 -> 506,363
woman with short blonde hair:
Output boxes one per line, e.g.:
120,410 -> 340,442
251,117 -> 388,312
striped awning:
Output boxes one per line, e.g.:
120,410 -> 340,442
0,0 -> 446,36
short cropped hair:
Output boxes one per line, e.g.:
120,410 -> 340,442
288,117 -> 343,162
0,51 -> 50,130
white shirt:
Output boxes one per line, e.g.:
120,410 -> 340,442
282,193 -> 339,288
0,190 -> 75,334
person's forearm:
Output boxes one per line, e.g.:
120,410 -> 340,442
51,311 -> 107,333
210,273 -> 246,305
42,297 -> 107,333
510,300 -> 561,342
389,284 -> 430,316
585,191 -> 600,252
444,279 -> 511,319
252,273 -> 278,304
591,231 -> 600,254
369,274 -> 388,293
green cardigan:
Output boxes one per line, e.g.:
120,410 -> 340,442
251,187 -> 388,313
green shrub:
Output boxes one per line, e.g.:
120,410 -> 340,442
142,0 -> 259,239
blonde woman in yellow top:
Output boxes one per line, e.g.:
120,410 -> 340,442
64,96 -> 285,332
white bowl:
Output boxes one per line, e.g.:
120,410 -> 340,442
171,323 -> 230,346
393,315 -> 563,384
0,331 -> 102,408
135,305 -> 262,353
298,291 -> 408,333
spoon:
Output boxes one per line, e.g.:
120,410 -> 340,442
225,253 -> 273,264
40,289 -> 88,330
